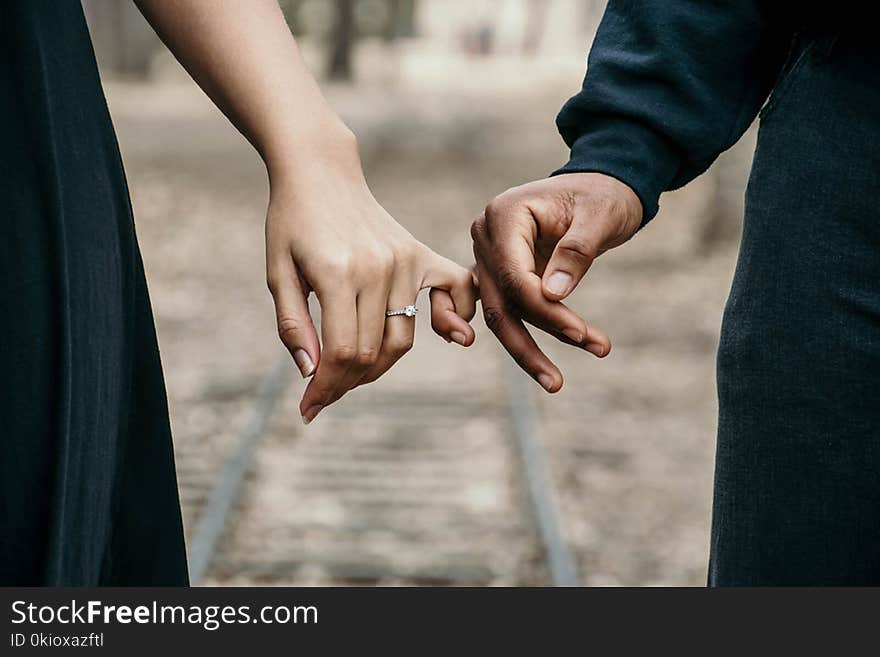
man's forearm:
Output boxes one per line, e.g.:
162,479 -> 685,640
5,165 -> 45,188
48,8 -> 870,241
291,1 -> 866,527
555,0 -> 792,224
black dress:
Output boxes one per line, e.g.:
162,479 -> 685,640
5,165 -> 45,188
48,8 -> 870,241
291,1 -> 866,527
0,1 -> 188,585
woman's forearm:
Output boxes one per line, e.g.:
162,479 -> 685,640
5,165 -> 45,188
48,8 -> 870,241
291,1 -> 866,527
135,0 -> 355,179
135,0 -> 477,423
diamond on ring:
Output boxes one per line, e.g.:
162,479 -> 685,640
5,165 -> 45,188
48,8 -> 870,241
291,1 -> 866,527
386,304 -> 418,318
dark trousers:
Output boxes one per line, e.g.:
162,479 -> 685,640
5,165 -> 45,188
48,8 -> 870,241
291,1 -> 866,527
710,32 -> 880,585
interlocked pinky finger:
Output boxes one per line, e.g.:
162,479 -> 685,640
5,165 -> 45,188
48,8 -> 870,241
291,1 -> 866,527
430,288 -> 474,347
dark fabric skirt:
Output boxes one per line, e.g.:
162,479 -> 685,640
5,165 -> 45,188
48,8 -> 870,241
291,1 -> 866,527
0,1 -> 187,585
710,31 -> 880,585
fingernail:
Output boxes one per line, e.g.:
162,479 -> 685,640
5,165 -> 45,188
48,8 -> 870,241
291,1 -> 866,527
302,405 -> 322,425
537,373 -> 555,392
546,271 -> 572,296
587,343 -> 609,358
450,331 -> 468,346
293,349 -> 315,378
562,328 -> 584,345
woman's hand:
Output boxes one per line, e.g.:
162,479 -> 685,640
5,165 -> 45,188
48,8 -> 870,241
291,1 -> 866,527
133,1 -> 476,423
136,0 -> 477,422
266,128 -> 476,424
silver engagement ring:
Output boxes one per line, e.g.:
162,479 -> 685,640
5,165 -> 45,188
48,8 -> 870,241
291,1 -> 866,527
385,305 -> 418,318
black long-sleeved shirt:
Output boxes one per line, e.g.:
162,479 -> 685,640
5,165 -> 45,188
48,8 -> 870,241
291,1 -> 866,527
554,1 -> 799,223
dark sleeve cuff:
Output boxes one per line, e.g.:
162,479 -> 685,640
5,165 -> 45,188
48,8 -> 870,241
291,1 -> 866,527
550,115 -> 681,226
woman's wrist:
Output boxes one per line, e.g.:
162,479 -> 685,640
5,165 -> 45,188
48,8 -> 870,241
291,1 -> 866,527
262,116 -> 362,189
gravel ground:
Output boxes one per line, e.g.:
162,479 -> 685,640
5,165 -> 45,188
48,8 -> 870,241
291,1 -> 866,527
106,48 -> 752,586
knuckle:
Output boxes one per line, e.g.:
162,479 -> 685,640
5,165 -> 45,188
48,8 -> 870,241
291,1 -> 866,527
470,213 -> 487,242
362,248 -> 396,279
497,266 -> 524,302
457,266 -> 475,290
390,244 -> 418,273
276,316 -> 301,344
389,335 -> 414,356
483,306 -> 506,334
356,346 -> 380,367
330,344 -> 358,364
322,254 -> 355,278
266,275 -> 281,295
484,196 -> 515,223
485,187 -> 522,215
378,250 -> 396,277
313,386 -> 335,403
431,315 -> 454,334
558,234 -> 597,262
454,276 -> 477,309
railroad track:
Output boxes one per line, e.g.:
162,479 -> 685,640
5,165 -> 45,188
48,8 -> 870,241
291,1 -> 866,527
180,352 -> 578,587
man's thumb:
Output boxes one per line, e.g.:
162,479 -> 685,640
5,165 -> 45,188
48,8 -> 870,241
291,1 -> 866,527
542,218 -> 599,301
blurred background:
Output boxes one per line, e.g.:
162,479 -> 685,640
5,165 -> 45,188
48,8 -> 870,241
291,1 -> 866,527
83,0 -> 756,586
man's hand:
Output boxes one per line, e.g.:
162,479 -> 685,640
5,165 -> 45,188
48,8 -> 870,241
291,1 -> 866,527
470,172 -> 642,392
